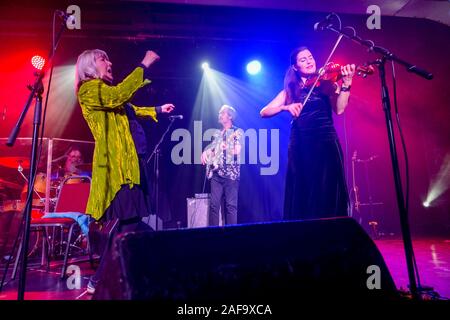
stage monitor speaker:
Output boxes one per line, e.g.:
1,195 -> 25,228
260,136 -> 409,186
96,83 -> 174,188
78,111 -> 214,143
94,217 -> 398,301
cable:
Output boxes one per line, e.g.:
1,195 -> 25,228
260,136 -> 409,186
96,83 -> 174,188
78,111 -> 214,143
331,14 -> 356,216
390,62 -> 409,218
342,112 -> 351,214
189,172 -> 209,228
331,12 -> 342,30
391,61 -> 424,291
343,26 -> 356,37
364,40 -> 375,51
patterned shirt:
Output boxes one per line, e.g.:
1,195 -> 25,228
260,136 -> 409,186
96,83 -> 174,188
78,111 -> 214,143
208,126 -> 243,181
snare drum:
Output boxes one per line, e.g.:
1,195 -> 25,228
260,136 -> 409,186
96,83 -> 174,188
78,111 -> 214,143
63,173 -> 88,184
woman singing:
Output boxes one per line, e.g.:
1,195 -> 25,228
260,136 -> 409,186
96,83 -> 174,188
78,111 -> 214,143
76,49 -> 174,294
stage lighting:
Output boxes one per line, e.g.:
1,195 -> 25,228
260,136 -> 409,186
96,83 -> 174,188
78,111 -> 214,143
201,62 -> 210,70
246,60 -> 261,75
423,154 -> 449,209
31,55 -> 45,71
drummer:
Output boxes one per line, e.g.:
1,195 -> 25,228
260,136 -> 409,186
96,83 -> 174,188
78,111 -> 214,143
58,145 -> 91,179
63,146 -> 83,175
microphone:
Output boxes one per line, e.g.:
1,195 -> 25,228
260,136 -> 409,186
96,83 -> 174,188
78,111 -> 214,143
169,115 -> 183,120
314,13 -> 333,31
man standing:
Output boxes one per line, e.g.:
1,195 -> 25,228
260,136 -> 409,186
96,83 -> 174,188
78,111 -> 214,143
201,105 -> 243,226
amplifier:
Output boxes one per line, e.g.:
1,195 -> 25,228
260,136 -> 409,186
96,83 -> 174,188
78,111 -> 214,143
186,196 -> 222,228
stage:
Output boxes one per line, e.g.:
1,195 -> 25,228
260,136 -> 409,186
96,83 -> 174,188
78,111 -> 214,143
0,0 -> 449,307
1,236 -> 448,301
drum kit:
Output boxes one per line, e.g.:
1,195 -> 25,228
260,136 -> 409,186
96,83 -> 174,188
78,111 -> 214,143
0,155 -> 92,214
0,155 -> 93,260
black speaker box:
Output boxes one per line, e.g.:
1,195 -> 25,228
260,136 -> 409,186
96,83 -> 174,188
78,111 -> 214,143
94,217 -> 398,301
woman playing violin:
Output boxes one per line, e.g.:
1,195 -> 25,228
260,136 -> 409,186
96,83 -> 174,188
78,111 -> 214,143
260,47 -> 355,220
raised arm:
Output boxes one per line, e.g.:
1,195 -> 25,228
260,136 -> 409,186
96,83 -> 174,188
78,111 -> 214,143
78,67 -> 150,111
78,50 -> 162,112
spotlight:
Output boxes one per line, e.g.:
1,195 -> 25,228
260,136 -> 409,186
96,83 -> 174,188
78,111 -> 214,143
246,60 -> 261,75
201,62 -> 210,70
31,55 -> 45,71
423,201 -> 430,208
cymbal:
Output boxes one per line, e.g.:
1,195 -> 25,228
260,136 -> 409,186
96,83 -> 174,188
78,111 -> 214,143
76,163 -> 92,171
0,178 -> 22,190
0,157 -> 30,169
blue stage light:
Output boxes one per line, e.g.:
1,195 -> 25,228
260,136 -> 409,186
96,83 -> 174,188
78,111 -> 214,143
246,60 -> 261,75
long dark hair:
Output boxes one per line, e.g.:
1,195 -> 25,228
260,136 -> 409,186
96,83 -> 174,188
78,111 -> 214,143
284,46 -> 309,105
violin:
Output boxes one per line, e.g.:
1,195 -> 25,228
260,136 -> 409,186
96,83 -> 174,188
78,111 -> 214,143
304,62 -> 375,89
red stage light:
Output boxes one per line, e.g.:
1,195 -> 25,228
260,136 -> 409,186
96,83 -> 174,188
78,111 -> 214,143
31,55 -> 45,70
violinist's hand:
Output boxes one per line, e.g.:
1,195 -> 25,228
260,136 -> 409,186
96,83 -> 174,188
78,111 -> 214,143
341,64 -> 356,86
160,103 -> 175,113
282,103 -> 303,117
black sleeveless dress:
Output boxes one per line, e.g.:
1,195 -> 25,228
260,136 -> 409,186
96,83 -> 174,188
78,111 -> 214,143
283,83 -> 349,220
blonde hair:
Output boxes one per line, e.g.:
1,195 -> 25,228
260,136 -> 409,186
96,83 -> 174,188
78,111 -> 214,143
219,104 -> 236,120
75,49 -> 109,90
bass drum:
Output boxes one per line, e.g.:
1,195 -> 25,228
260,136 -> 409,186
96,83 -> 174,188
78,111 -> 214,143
0,209 -> 41,260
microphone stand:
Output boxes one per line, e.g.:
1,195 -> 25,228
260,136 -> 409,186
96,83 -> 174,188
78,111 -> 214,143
5,13 -> 69,300
320,15 -> 433,300
9,74 -> 44,301
146,118 -> 176,230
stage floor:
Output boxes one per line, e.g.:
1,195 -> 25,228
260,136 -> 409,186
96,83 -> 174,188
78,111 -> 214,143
1,237 -> 449,300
